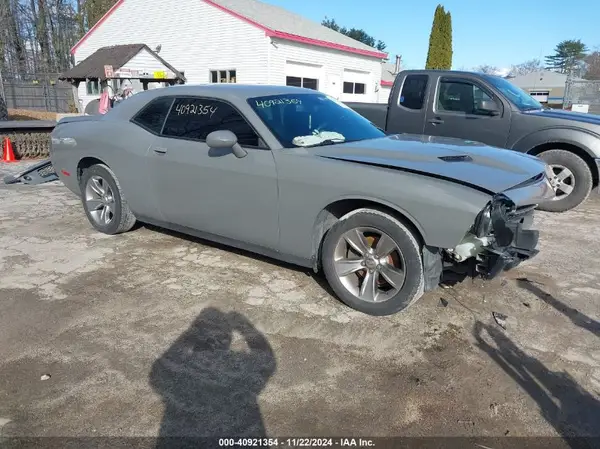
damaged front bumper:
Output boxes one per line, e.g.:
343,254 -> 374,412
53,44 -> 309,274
470,170 -> 555,279
421,170 -> 553,291
475,203 -> 539,279
438,171 -> 553,284
438,199 -> 541,283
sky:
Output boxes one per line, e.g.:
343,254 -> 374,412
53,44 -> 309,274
262,0 -> 599,71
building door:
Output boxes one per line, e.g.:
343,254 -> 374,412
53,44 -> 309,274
326,74 -> 342,99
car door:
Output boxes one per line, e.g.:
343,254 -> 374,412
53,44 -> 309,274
385,73 -> 430,135
147,95 -> 279,251
423,76 -> 511,148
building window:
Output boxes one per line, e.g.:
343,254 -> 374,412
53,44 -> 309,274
286,76 -> 318,90
86,79 -> 100,95
343,82 -> 366,95
210,70 -> 236,83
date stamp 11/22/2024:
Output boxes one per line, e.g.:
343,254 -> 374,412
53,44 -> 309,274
218,438 -> 376,448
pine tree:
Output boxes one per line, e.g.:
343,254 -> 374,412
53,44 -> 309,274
425,5 -> 452,70
545,39 -> 588,75
441,10 -> 453,69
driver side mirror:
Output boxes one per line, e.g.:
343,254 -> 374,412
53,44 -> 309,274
206,130 -> 248,158
477,100 -> 500,116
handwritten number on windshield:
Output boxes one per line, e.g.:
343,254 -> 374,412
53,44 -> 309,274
175,103 -> 218,118
255,98 -> 302,108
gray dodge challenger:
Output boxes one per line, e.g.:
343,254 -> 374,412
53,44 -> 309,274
50,84 -> 555,316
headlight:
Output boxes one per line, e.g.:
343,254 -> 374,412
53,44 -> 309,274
473,203 -> 493,237
473,195 -> 515,238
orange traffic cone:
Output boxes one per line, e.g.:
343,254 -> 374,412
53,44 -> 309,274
2,137 -> 17,163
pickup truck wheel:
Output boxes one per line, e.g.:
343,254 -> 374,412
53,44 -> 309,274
536,150 -> 593,213
321,209 -> 424,316
79,164 -> 137,235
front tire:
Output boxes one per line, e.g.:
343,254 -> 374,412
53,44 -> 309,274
537,150 -> 593,212
321,209 -> 424,316
79,164 -> 137,235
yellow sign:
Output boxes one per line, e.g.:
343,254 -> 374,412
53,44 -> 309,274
153,71 -> 167,79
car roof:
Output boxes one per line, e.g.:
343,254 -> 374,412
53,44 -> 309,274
106,84 -> 319,119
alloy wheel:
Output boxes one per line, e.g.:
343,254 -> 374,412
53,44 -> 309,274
84,175 -> 115,226
333,227 -> 406,303
548,164 -> 575,200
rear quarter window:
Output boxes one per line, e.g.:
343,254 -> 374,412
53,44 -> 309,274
131,96 -> 175,134
399,75 -> 428,110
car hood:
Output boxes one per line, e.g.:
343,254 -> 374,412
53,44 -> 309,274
524,108 -> 600,127
310,134 -> 550,195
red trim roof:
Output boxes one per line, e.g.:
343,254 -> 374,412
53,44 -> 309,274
265,30 -> 387,58
71,0 -> 387,59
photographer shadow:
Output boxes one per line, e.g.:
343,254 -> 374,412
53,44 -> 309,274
149,307 -> 276,446
473,320 -> 600,445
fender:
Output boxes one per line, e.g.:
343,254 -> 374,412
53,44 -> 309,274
309,195 -> 433,272
511,127 -> 600,159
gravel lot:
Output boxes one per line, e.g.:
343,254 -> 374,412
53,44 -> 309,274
1,161 -> 599,442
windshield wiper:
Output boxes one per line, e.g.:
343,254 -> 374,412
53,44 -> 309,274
302,139 -> 346,148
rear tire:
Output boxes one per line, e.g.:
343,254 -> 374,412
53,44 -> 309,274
321,209 -> 424,316
79,164 -> 137,235
537,150 -> 592,213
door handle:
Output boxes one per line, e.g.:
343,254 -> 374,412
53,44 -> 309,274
428,118 -> 444,125
153,147 -> 167,154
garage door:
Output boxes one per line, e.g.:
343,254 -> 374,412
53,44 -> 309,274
285,61 -> 323,91
529,91 -> 549,103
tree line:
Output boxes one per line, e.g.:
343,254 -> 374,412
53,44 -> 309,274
321,17 -> 386,52
0,0 -> 117,78
475,40 -> 599,80
323,3 -> 454,70
323,5 -> 600,81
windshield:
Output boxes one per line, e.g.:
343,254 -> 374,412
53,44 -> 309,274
484,75 -> 543,111
247,93 -> 385,148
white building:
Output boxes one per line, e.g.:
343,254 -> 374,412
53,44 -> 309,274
70,0 -> 389,109
378,58 -> 402,104
507,70 -> 570,106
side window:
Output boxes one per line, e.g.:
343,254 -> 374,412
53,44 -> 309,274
399,75 -> 428,110
437,80 -> 495,115
162,97 -> 260,147
132,96 -> 174,134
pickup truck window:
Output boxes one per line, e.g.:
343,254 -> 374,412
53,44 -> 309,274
483,75 -> 543,111
399,75 -> 428,110
161,97 -> 260,147
436,79 -> 495,115
248,93 -> 385,148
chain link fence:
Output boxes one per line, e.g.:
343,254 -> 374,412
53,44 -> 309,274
563,79 -> 600,114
